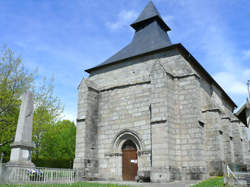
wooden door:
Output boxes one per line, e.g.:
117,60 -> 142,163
122,149 -> 138,181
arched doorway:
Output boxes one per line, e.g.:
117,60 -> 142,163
122,140 -> 138,181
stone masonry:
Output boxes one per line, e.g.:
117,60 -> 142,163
74,1 -> 250,183
7,91 -> 35,167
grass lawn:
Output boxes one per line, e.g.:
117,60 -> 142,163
0,183 -> 134,187
190,177 -> 231,187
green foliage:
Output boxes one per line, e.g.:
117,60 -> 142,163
41,120 -> 75,160
33,120 -> 76,168
190,177 -> 230,187
0,46 -> 34,156
0,46 -> 69,166
32,78 -> 63,160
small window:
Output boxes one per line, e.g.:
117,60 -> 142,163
230,136 -> 233,141
199,121 -> 205,128
219,130 -> 223,135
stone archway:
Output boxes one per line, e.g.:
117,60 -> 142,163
112,129 -> 143,152
112,130 -> 143,181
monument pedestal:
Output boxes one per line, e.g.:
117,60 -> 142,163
7,142 -> 35,167
7,91 -> 35,168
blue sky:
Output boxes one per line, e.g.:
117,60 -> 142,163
0,0 -> 249,121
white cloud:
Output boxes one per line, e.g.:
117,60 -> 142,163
213,72 -> 248,95
243,50 -> 250,59
106,10 -> 137,31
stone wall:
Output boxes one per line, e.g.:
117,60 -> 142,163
150,61 -> 171,182
87,49 -> 181,180
176,75 -> 206,180
222,117 -> 235,164
232,120 -> 244,165
74,47 -> 250,182
203,110 -> 225,176
74,79 -> 88,170
229,122 -> 236,163
97,82 -> 151,180
73,79 -> 99,179
241,125 -> 249,165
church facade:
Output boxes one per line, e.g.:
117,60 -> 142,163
73,1 -> 249,182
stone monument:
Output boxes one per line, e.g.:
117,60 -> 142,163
7,91 -> 35,167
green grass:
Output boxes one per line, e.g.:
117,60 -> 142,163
190,177 -> 230,187
0,183 -> 134,187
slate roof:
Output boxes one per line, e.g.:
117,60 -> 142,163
84,1 -> 237,109
132,0 -> 161,25
85,1 -> 171,73
130,1 -> 170,31
235,101 -> 249,126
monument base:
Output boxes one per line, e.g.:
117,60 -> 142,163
7,141 -> 35,168
6,160 -> 35,168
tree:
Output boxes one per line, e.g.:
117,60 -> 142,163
35,120 -> 76,168
0,46 -> 63,162
0,47 -> 34,156
32,78 -> 63,160
0,46 -> 76,168
41,120 -> 75,159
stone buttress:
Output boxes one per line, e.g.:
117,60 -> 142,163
149,61 -> 172,182
74,79 -> 99,179
231,119 -> 245,165
222,117 -> 235,165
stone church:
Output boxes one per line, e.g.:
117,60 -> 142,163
74,1 -> 250,182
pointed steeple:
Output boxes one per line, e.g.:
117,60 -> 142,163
131,1 -> 170,31
132,1 -> 160,24
86,1 -> 172,73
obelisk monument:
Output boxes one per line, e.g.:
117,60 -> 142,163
7,91 -> 35,167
